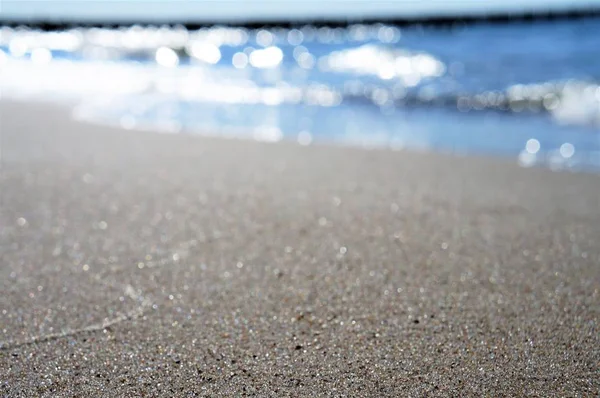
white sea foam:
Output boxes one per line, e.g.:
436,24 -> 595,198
1,25 -> 598,171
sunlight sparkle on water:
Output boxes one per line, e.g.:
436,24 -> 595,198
249,46 -> 283,68
155,46 -> 179,67
232,52 -> 249,69
525,139 -> 541,154
187,42 -> 221,64
559,143 -> 575,158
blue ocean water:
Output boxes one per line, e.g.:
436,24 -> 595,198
1,18 -> 599,170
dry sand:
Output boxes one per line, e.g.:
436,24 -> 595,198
1,100 -> 599,396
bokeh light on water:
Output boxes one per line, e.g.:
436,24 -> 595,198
0,21 -> 599,171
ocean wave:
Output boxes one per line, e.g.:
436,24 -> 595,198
2,44 -> 598,130
1,23 -> 599,171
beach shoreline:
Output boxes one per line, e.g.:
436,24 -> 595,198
1,100 -> 598,396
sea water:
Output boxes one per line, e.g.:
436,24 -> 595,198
1,19 -> 599,171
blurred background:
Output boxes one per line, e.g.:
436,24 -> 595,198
1,0 -> 599,171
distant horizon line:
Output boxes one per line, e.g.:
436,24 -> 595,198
2,5 -> 600,29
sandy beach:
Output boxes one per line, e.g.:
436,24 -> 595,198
1,100 -> 599,396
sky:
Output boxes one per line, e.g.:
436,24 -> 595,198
2,0 -> 599,22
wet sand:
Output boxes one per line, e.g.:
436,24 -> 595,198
1,100 -> 599,396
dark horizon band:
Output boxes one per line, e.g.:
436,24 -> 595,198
1,6 -> 600,30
